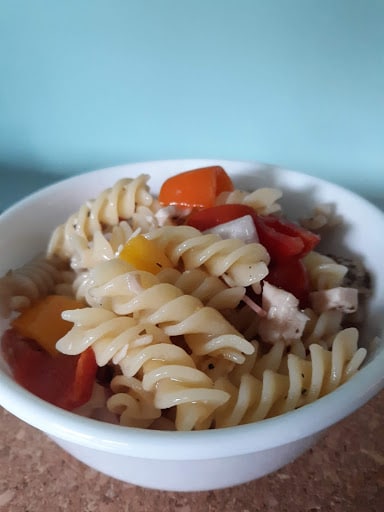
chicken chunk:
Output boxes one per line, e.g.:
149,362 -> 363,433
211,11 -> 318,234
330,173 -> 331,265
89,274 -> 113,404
258,282 -> 309,345
309,287 -> 358,314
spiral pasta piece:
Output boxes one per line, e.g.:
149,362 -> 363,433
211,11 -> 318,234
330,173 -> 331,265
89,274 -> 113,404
216,187 -> 282,215
214,370 -> 287,427
87,268 -> 255,364
305,327 -> 366,397
78,259 -> 255,364
72,258 -> 143,306
269,327 -> 366,415
143,363 -> 230,431
212,327 -> 366,427
299,203 -> 342,231
57,307 -> 170,366
58,305 -> 229,429
47,175 -> 158,267
302,308 -> 343,348
65,220 -> 139,271
262,329 -> 366,415
107,374 -> 161,428
156,267 -> 245,310
303,251 -> 348,290
228,338 -> 306,387
0,255 -> 74,317
116,342 -> 229,431
146,225 -> 270,288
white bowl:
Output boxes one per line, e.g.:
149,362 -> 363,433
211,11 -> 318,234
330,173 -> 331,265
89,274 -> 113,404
0,159 -> 383,492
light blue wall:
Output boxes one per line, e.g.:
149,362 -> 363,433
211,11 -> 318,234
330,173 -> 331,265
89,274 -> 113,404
1,0 -> 383,209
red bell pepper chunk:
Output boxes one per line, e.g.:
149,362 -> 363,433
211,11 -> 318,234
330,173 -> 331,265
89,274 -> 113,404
1,329 -> 97,411
186,203 -> 252,231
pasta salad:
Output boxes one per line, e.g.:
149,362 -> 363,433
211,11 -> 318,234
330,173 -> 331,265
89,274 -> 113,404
0,166 -> 370,431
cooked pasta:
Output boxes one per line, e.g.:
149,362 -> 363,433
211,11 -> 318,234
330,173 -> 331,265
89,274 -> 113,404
303,251 -> 348,290
109,344 -> 230,431
302,327 -> 366,399
213,327 -> 366,427
302,308 -> 343,348
83,265 -> 255,365
72,258 -> 138,305
299,203 -> 342,231
65,221 -> 137,271
140,356 -> 230,431
107,375 -> 161,429
0,255 -> 74,317
57,306 -> 170,366
0,166 -> 371,432
146,225 -> 270,289
156,267 -> 245,310
80,262 -> 246,311
216,187 -> 282,215
47,175 -> 159,268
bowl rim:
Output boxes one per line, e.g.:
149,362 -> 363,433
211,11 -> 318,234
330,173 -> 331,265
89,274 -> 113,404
0,355 -> 382,460
0,158 -> 383,460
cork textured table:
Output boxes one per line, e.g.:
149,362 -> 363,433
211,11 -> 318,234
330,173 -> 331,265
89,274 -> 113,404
0,390 -> 382,512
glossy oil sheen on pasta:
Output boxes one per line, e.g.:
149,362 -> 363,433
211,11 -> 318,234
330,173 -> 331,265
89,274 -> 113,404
0,172 -> 368,431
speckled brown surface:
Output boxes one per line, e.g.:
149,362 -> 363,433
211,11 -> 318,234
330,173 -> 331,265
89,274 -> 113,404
0,391 -> 383,512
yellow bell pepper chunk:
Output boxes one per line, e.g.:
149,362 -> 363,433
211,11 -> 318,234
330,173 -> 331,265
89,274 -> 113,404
119,235 -> 172,274
11,295 -> 85,357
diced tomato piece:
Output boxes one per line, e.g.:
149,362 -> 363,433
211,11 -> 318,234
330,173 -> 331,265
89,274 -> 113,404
186,204 -> 320,262
1,329 -> 97,410
253,215 -> 320,262
70,346 -> 98,409
159,166 -> 234,208
266,258 -> 310,306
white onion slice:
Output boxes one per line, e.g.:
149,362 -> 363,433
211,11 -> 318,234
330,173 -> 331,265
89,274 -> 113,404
204,215 -> 259,244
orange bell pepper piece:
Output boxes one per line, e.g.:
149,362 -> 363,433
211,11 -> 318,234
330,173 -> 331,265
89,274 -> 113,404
159,166 -> 234,208
11,295 -> 85,357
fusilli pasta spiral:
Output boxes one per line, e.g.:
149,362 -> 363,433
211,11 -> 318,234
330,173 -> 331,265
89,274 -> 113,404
107,375 -> 161,429
146,225 -> 270,289
62,319 -> 231,431
57,306 -> 169,366
156,267 -> 245,310
303,251 -> 348,290
47,175 -> 158,268
213,327 -> 366,427
0,255 -> 74,317
216,187 -> 282,215
302,308 -> 343,348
